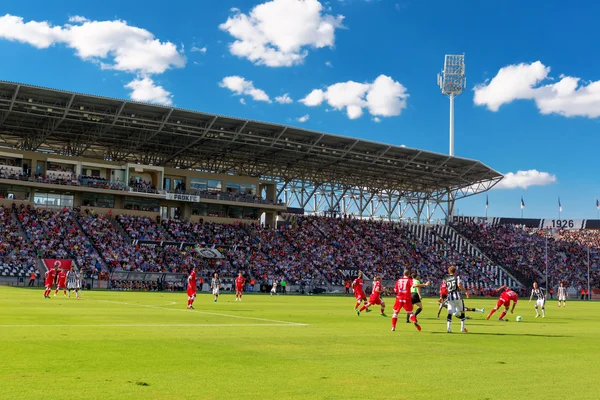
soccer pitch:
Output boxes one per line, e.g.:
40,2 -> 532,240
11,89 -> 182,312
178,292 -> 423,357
1,287 -> 599,400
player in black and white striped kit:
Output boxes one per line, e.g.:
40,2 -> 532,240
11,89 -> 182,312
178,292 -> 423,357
557,282 -> 568,307
529,282 -> 546,318
67,270 -> 81,299
443,266 -> 470,333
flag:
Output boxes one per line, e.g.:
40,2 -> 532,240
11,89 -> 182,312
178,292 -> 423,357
520,196 -> 525,209
485,195 -> 489,210
558,197 -> 562,213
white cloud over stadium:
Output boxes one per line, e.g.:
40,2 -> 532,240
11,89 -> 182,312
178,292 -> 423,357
219,76 -> 271,102
300,75 -> 409,119
219,0 -> 344,67
474,61 -> 600,118
495,170 -> 557,190
0,14 -> 185,105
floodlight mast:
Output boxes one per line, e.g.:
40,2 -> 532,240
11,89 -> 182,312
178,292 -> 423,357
438,54 -> 466,156
438,54 -> 466,220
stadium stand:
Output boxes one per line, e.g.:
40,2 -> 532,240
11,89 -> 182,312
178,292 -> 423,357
0,205 -> 38,280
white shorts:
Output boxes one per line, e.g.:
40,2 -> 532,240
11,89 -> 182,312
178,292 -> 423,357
67,283 -> 76,289
536,299 -> 546,307
447,299 -> 464,316
271,288 -> 276,293
558,295 -> 566,301
212,288 -> 220,296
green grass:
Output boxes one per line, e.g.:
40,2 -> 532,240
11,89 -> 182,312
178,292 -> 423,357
1,287 -> 599,400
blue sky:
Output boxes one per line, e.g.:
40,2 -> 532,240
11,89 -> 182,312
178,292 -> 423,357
1,0 -> 600,219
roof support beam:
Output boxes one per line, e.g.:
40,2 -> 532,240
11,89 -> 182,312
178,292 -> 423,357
163,116 -> 218,164
77,101 -> 127,156
32,93 -> 76,150
122,108 -> 174,159
0,84 -> 20,126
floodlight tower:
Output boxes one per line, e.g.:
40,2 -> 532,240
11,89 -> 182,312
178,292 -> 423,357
437,54 -> 466,156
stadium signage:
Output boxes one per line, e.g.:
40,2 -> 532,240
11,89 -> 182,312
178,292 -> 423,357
338,268 -> 359,277
43,259 -> 73,271
165,193 -> 200,202
132,240 -> 224,258
452,216 -> 595,230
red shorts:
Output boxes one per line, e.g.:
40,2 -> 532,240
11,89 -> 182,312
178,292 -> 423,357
354,291 -> 367,301
236,286 -> 244,292
393,298 -> 413,313
187,287 -> 196,297
57,281 -> 67,289
45,281 -> 53,288
369,295 -> 383,305
496,298 -> 510,309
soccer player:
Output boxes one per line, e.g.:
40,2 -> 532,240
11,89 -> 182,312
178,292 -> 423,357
391,270 -> 421,332
557,282 -> 568,307
357,275 -> 386,316
407,272 -> 430,322
235,272 -> 245,301
444,266 -> 470,333
437,280 -> 449,318
55,268 -> 68,297
270,280 -> 278,296
187,267 -> 197,309
486,285 -> 518,321
211,273 -> 221,302
529,282 -> 546,318
351,271 -> 368,311
43,266 -> 58,298
66,270 -> 81,299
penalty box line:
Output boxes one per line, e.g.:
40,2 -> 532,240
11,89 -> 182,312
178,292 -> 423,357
96,300 -> 309,326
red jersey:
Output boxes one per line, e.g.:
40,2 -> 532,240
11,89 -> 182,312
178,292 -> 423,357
500,288 -> 518,303
235,276 -> 245,288
45,269 -> 57,285
188,271 -> 197,289
371,281 -> 382,299
57,270 -> 68,284
352,278 -> 365,294
394,277 -> 413,301
440,280 -> 448,296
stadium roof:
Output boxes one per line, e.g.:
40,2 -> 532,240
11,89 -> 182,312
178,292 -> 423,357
0,80 -> 502,197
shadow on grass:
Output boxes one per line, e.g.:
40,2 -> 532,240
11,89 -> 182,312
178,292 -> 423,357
430,332 -> 572,338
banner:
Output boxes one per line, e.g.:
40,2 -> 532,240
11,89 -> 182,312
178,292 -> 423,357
452,216 -> 593,230
43,259 -> 73,271
165,193 -> 200,202
132,240 -> 225,259
338,268 -> 359,278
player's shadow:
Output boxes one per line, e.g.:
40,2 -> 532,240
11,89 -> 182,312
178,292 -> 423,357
431,332 -> 572,338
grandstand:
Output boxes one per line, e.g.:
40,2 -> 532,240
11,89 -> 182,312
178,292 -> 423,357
2,80 -> 597,296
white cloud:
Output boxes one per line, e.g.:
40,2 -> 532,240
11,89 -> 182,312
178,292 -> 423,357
191,46 -> 207,53
68,16 -> 89,23
474,61 -> 600,118
495,170 -> 557,189
0,14 -> 185,104
297,114 -> 310,122
219,76 -> 271,102
300,74 -> 408,119
325,61 -> 333,68
372,117 -> 381,123
0,14 -> 186,74
125,77 -> 173,105
275,93 -> 293,104
219,0 -> 344,67
240,98 -> 246,105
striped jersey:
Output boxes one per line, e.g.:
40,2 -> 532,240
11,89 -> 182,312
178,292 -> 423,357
443,275 -> 462,301
558,286 -> 568,297
531,287 -> 545,301
67,271 -> 80,288
211,278 -> 221,289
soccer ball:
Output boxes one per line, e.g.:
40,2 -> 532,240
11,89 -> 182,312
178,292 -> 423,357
516,316 -> 523,322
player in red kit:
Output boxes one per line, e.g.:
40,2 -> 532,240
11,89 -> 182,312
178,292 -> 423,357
43,266 -> 58,298
235,272 -> 245,302
437,280 -> 449,318
351,271 -> 368,312
391,270 -> 421,331
357,275 -> 386,316
55,268 -> 68,297
486,285 -> 519,321
187,267 -> 197,309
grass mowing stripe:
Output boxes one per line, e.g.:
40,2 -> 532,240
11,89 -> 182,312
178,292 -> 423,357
96,299 -> 309,326
0,323 -> 305,328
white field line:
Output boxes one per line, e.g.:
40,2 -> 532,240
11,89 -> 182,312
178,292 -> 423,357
0,323 -> 300,328
96,300 -> 308,326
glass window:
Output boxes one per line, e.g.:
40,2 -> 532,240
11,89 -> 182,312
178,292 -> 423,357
34,191 -> 74,207
81,193 -> 115,208
190,178 -> 207,191
123,196 -> 159,212
191,203 -> 208,216
0,184 -> 30,201
163,178 -> 171,191
207,180 -> 222,193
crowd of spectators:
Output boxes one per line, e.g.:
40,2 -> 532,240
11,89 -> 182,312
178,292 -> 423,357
452,222 -> 600,289
0,205 -> 38,277
117,215 -> 172,241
